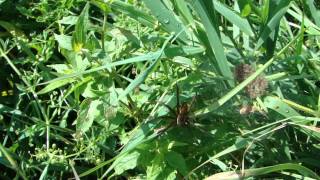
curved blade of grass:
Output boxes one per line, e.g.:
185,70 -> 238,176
37,78 -> 75,95
174,0 -> 195,26
293,124 -> 320,140
142,0 -> 189,43
255,1 -> 291,50
39,164 -> 49,180
213,0 -> 253,36
190,0 -> 234,86
287,5 -> 320,35
37,46 -> 204,87
205,163 -> 320,180
117,34 -> 173,101
194,34 -> 300,116
188,137 -> 250,177
305,0 -> 320,27
92,0 -> 156,28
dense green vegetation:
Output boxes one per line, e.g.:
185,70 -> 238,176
0,0 -> 320,179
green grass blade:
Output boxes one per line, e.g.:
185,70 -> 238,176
37,78 -> 75,95
92,0 -> 156,28
191,0 -> 234,86
255,1 -> 291,50
117,34 -> 173,101
173,0 -> 195,26
37,46 -> 204,87
188,138 -> 250,177
213,0 -> 253,36
287,4 -> 320,35
39,164 -> 49,180
142,0 -> 189,43
305,0 -> 320,26
206,163 -> 320,180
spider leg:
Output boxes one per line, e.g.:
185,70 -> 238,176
162,103 -> 177,117
189,93 -> 197,111
176,83 -> 181,115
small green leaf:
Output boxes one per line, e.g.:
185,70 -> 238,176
76,99 -> 104,133
241,4 -> 251,17
165,151 -> 188,176
72,3 -> 90,52
172,56 -> 193,68
54,34 -> 73,50
58,16 -> 78,25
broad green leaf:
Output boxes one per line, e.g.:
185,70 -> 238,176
57,16 -> 78,25
165,151 -> 188,176
47,64 -> 71,74
241,3 -> 251,17
147,154 -> 177,180
172,56 -> 193,68
90,0 -> 112,14
114,151 -> 140,175
263,96 -> 301,118
54,34 -> 73,51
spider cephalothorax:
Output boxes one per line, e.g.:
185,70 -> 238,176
155,85 -> 195,135
176,102 -> 190,126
